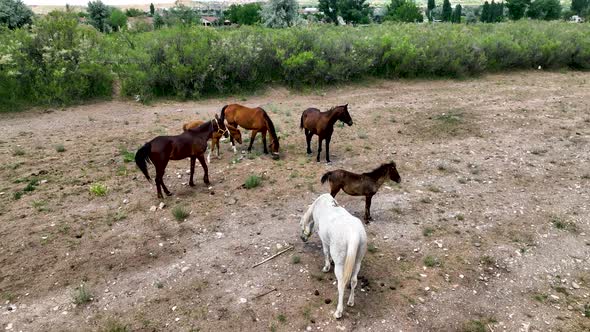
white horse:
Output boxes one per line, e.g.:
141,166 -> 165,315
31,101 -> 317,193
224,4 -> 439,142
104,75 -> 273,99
300,193 -> 367,319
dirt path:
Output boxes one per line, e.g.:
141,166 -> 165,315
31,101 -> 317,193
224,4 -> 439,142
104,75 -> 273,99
1,71 -> 589,332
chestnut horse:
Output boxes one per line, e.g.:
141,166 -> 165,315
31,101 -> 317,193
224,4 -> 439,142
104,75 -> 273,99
135,115 -> 227,199
182,120 -> 243,163
300,104 -> 353,163
320,162 -> 401,223
220,104 -> 280,159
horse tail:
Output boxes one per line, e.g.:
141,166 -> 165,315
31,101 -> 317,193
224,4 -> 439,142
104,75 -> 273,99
342,234 -> 360,288
135,142 -> 152,182
300,112 -> 305,130
320,171 -> 332,184
220,105 -> 229,122
262,110 -> 279,143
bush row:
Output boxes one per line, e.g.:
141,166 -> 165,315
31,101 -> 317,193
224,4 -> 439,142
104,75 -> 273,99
1,15 -> 589,110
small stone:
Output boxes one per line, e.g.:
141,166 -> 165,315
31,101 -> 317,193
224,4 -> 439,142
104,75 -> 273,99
550,295 -> 559,300
149,206 -> 157,212
123,199 -> 129,204
177,175 -> 182,179
181,266 -> 190,273
459,274 -> 465,279
40,179 -> 48,184
572,282 -> 580,289
175,317 -> 180,322
276,243 -> 283,250
5,323 -> 12,330
158,202 -> 166,210
383,235 -> 389,240
216,232 -> 224,239
172,306 -> 177,311
306,327 -> 312,331
220,267 -> 227,273
474,243 -> 481,247
239,298 -> 247,304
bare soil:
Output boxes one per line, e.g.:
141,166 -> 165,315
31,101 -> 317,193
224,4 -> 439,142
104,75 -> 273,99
1,71 -> 589,332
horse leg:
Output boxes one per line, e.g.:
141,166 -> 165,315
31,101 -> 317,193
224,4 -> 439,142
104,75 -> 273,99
189,156 -> 196,187
334,263 -> 345,319
322,241 -> 331,272
206,143 -> 212,164
305,130 -> 313,154
364,195 -> 373,223
197,155 -> 210,185
155,164 -> 171,197
325,135 -> 332,163
347,262 -> 362,307
316,137 -> 323,162
215,138 -> 221,159
262,130 -> 268,154
247,130 -> 258,153
154,177 -> 163,199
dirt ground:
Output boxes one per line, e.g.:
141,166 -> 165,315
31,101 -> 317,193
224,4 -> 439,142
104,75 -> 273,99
1,71 -> 589,332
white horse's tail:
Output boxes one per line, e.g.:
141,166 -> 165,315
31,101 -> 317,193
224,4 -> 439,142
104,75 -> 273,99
342,234 -> 359,287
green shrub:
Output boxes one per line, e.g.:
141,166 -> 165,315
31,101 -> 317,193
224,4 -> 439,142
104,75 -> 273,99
244,175 -> 262,189
172,205 -> 190,221
89,183 -> 108,196
72,283 -> 92,304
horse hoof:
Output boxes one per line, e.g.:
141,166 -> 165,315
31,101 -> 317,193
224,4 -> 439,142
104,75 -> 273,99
166,192 -> 173,196
322,266 -> 330,273
347,301 -> 354,307
189,182 -> 195,187
334,311 -> 343,319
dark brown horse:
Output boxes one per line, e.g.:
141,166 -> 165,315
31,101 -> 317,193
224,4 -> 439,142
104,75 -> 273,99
320,162 -> 401,223
135,115 -> 227,199
221,104 -> 280,159
182,120 -> 243,163
300,104 -> 353,163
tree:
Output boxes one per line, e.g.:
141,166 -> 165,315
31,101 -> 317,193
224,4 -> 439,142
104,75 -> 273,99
451,3 -> 462,22
109,7 -> 127,31
224,3 -> 261,25
149,3 -> 155,16
166,4 -> 199,26
0,0 -> 34,29
261,0 -> 300,27
442,0 -> 452,21
427,0 -> 435,20
505,0 -> 529,19
318,0 -> 339,23
481,1 -> 491,21
527,0 -> 561,19
385,0 -> 423,22
337,0 -> 372,24
571,0 -> 589,15
490,0 -> 497,21
125,8 -> 144,17
87,0 -> 111,32
153,11 -> 164,28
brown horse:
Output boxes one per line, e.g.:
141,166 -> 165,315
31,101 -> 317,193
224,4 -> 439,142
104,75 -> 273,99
220,104 -> 280,159
320,162 -> 401,223
182,120 -> 243,163
135,115 -> 227,199
300,104 -> 353,163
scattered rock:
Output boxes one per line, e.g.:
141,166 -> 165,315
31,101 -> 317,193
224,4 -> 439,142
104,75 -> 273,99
5,323 -> 12,330
572,282 -> 580,289
149,206 -> 157,212
181,266 -> 190,273
123,199 -> 129,204
158,202 -> 166,210
474,242 -> 481,247
239,298 -> 247,304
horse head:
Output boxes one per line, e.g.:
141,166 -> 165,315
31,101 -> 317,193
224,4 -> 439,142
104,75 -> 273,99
299,204 -> 315,242
337,104 -> 353,126
213,114 -> 227,136
227,123 -> 242,144
388,162 -> 401,183
269,137 -> 280,160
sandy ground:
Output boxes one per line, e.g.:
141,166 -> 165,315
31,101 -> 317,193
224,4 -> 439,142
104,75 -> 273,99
0,71 -> 589,332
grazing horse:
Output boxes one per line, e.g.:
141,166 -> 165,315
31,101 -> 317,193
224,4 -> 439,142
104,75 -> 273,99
300,193 -> 367,319
135,115 -> 227,199
300,104 -> 353,163
220,104 -> 280,159
321,162 -> 401,223
182,120 -> 243,163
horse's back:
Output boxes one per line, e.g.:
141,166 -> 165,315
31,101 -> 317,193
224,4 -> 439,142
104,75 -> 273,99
301,108 -> 322,131
224,104 -> 265,129
183,120 -> 204,131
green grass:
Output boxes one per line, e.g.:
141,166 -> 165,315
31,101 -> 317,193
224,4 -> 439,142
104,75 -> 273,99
89,183 -> 108,196
55,144 -> 66,153
23,179 -> 38,192
584,304 -> 590,318
72,284 -> 92,305
291,255 -> 301,264
367,243 -> 378,253
13,191 -> 23,200
423,255 -> 441,267
119,147 -> 135,163
172,205 -> 190,222
244,175 -> 262,189
550,215 -> 578,233
533,293 -> 548,303
32,200 -> 48,212
435,112 -> 463,125
422,226 -> 435,237
101,320 -> 129,332
277,313 -> 287,323
12,148 -> 25,156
